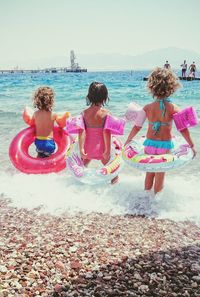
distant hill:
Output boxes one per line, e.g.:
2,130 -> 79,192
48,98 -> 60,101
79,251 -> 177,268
78,47 -> 200,70
128,47 -> 200,70
2,47 -> 200,71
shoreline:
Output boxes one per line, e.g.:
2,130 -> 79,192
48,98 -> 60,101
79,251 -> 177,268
0,199 -> 200,296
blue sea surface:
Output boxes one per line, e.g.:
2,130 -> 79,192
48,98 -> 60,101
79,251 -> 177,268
0,71 -> 199,222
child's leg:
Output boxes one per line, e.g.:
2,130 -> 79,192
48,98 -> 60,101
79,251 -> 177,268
37,152 -> 48,158
82,159 -> 90,167
154,172 -> 165,194
144,172 -> 155,190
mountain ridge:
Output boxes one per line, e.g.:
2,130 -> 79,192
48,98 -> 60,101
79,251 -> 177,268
1,47 -> 200,70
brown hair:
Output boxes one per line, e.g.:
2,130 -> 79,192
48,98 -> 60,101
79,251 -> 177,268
147,67 -> 181,99
86,82 -> 109,106
33,86 -> 55,111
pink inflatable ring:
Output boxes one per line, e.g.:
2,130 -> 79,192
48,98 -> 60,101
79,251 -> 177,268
9,126 -> 70,174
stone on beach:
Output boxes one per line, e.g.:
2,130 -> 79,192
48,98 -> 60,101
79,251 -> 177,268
0,199 -> 200,296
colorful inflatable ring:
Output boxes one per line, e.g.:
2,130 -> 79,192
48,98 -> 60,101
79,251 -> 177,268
66,137 -> 123,185
122,137 -> 193,172
9,126 -> 70,174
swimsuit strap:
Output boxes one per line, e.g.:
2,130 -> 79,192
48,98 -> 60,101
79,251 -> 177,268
149,98 -> 172,134
156,98 -> 171,117
149,121 -> 168,135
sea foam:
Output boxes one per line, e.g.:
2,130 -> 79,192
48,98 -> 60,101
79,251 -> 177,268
0,171 -> 199,224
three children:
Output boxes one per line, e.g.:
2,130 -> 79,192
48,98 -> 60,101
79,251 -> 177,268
30,68 -> 196,193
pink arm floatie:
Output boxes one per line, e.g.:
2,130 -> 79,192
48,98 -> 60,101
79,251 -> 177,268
22,107 -> 35,126
65,115 -> 85,134
104,115 -> 125,135
134,109 -> 146,127
125,102 -> 146,127
173,106 -> 199,131
56,112 -> 70,128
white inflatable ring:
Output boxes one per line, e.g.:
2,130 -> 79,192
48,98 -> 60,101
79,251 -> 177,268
66,137 -> 123,185
122,137 -> 193,172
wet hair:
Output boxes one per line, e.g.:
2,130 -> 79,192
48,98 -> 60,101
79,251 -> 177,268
33,86 -> 55,111
86,82 -> 109,106
147,67 -> 181,99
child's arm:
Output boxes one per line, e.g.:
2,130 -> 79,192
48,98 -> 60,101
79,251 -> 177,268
124,125 -> 142,147
172,103 -> 179,114
103,130 -> 111,163
78,130 -> 87,160
180,128 -> 197,158
23,107 -> 35,126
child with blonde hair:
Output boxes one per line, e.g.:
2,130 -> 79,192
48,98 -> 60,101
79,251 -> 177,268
125,68 -> 196,194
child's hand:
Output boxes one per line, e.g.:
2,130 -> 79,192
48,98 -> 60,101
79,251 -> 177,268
102,151 -> 111,163
80,149 -> 87,160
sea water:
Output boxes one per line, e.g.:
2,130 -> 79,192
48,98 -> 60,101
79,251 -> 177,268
0,71 -> 199,223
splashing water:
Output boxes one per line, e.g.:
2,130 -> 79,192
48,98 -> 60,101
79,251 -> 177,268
0,170 -> 199,224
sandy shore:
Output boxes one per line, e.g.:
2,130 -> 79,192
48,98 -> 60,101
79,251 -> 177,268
0,198 -> 200,297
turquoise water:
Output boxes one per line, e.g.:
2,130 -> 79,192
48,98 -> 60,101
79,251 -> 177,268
0,71 -> 199,222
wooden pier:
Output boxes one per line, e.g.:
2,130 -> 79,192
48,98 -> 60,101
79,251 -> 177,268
143,76 -> 200,81
1,51 -> 87,74
0,67 -> 87,74
178,76 -> 200,81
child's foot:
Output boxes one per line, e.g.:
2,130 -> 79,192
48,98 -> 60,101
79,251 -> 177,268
111,175 -> 119,185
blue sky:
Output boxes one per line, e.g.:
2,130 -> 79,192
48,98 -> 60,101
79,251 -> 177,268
1,0 -> 200,67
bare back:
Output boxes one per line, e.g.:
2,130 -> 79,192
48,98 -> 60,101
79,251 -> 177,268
83,106 -> 109,127
144,101 -> 178,140
34,110 -> 56,138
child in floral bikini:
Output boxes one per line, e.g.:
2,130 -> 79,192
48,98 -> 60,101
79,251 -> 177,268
125,68 -> 197,194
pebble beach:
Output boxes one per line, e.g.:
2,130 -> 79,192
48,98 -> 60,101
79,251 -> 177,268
0,198 -> 200,297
